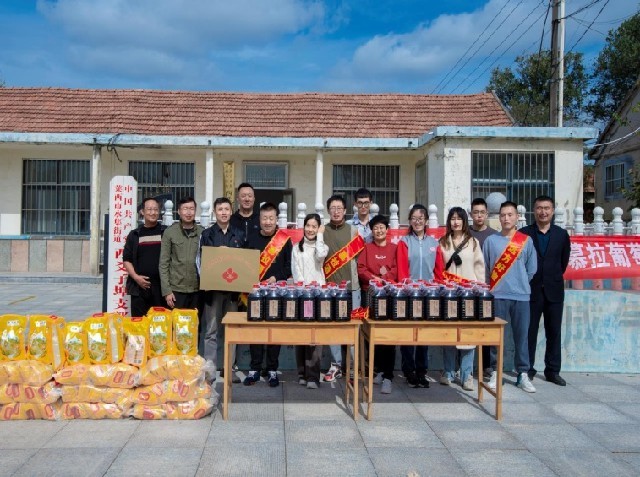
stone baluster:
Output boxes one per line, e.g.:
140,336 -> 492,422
593,207 -> 605,234
517,205 -> 527,229
278,202 -> 288,229
200,201 -> 211,227
389,203 -> 399,229
612,207 -> 624,235
370,203 -> 380,216
296,203 -> 307,229
315,203 -> 325,223
631,208 -> 640,235
428,204 -> 438,229
555,206 -> 566,229
573,207 -> 584,235
163,200 -> 174,226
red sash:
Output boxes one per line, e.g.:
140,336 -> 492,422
323,235 -> 365,280
489,231 -> 529,290
442,271 -> 474,286
259,229 -> 291,281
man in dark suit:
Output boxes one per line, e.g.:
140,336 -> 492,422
521,195 -> 571,386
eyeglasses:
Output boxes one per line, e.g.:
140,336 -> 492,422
410,217 -> 425,223
329,207 -> 345,212
356,201 -> 371,208
471,210 -> 487,216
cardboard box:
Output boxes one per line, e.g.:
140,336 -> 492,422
199,246 -> 260,293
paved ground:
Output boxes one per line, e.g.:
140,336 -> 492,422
0,280 -> 639,476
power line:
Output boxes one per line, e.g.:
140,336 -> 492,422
431,0 -> 523,94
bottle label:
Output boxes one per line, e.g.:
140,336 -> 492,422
397,301 -> 406,318
429,300 -> 439,317
338,300 -> 347,318
286,301 -> 296,318
320,301 -> 331,318
483,300 -> 493,318
412,301 -> 422,317
269,299 -> 279,317
250,300 -> 261,318
377,299 -> 386,317
447,300 -> 458,318
303,300 -> 314,318
464,299 -> 474,317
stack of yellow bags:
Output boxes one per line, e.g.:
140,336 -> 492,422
0,314 -> 65,420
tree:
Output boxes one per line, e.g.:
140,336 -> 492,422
487,50 -> 588,126
588,11 -> 640,124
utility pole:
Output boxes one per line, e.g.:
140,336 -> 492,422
550,0 -> 565,127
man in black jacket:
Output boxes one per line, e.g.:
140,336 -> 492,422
123,198 -> 166,317
230,182 -> 260,245
521,195 -> 571,386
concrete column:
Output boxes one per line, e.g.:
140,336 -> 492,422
205,149 -> 214,207
90,144 -> 102,276
315,150 -> 324,207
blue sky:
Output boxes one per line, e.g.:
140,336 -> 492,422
0,0 -> 636,94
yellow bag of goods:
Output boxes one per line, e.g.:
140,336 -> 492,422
0,402 -> 60,420
0,381 -> 60,405
138,355 -> 206,385
63,322 -> 90,365
54,363 -> 138,388
84,315 -> 110,365
27,315 -> 53,364
146,307 -> 173,357
61,384 -> 130,404
172,309 -> 198,356
107,314 -> 124,363
0,360 -> 54,386
122,316 -> 149,367
123,378 -> 210,406
50,316 -> 66,370
53,364 -> 90,385
131,398 -> 212,420
60,402 -> 126,420
0,315 -> 28,361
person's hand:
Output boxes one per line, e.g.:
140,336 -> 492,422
165,293 -> 176,308
318,224 -> 325,234
134,274 -> 151,290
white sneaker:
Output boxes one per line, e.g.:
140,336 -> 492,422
298,378 -> 307,386
517,372 -> 536,393
380,378 -> 392,394
373,372 -> 384,385
488,371 -> 497,391
306,381 -> 318,389
440,373 -> 452,386
462,375 -> 474,391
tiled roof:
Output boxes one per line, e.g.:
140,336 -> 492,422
0,87 -> 513,138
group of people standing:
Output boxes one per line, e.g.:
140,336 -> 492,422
123,184 -> 571,394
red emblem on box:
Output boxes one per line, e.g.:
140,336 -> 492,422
222,268 -> 239,283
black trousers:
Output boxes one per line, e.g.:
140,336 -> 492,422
130,280 -> 165,317
529,296 -> 564,375
250,345 -> 281,372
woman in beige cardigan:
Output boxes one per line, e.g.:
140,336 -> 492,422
438,207 -> 485,391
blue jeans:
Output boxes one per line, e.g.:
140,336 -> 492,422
490,299 -> 530,374
329,290 -> 361,366
442,347 -> 474,384
401,346 -> 428,376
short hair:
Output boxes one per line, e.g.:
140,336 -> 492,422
471,198 -> 488,209
369,214 -> 388,229
533,195 -> 554,207
213,197 -> 232,209
326,194 -> 346,210
140,197 -> 160,210
237,182 -> 254,193
259,202 -> 278,214
354,188 -> 373,201
499,201 -> 518,212
178,196 -> 196,208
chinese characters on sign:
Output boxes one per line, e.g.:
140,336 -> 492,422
565,236 -> 640,280
106,176 -> 138,315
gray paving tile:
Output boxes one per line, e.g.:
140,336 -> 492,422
13,447 -> 120,477
105,447 -> 202,477
606,373 -> 640,387
284,401 -> 352,420
368,447 -> 464,477
557,372 -> 619,385
126,419 -> 212,448
503,423 -> 607,450
531,449 -> 638,477
550,402 -> 631,423
453,449 -> 556,477
575,423 -> 640,452
574,384 -> 640,402
527,380 -> 594,403
0,449 -> 37,477
357,419 -> 444,448
205,420 -> 284,446
414,402 -> 496,422
0,421 -> 68,449
197,442 -> 285,476
227,402 -> 284,421
285,420 -> 363,448
360,401 -> 423,420
610,403 -> 640,421
43,420 -> 140,448
500,402 -> 564,423
286,444 -> 376,476
618,452 -> 640,472
429,420 -> 523,450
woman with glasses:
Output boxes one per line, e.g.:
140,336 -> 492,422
396,204 -> 444,388
438,207 -> 485,391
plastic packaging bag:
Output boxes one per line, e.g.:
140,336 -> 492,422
60,402 -> 126,420
54,363 -> 139,389
130,398 -> 213,420
0,315 -> 28,361
27,315 -> 53,364
60,384 -> 130,404
146,308 -> 173,358
0,381 -> 60,404
0,360 -> 54,386
121,378 -> 210,406
122,317 -> 149,367
172,309 -> 198,356
0,402 -> 59,420
63,322 -> 90,365
138,355 -> 207,385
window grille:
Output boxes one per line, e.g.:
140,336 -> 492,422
471,151 -> 555,222
244,163 -> 288,189
22,159 -> 91,235
604,163 -> 625,198
332,165 -> 400,216
128,162 -> 195,216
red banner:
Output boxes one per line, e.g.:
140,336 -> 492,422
565,235 -> 640,280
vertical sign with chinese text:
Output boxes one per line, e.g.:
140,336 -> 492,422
106,176 -> 138,314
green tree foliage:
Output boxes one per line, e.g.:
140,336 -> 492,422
588,11 -> 640,123
487,50 -> 587,126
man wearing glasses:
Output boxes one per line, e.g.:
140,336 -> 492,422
351,188 -> 374,243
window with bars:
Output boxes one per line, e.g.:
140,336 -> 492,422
244,162 -> 288,189
604,163 -> 625,198
128,162 -> 195,216
332,164 -> 400,216
471,151 -> 555,221
22,159 -> 91,235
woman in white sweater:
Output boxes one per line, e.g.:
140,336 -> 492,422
438,207 -> 485,391
292,213 -> 329,388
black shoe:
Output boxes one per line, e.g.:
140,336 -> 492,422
417,374 -> 430,388
545,373 -> 566,386
528,369 -> 537,381
405,371 -> 419,388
